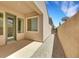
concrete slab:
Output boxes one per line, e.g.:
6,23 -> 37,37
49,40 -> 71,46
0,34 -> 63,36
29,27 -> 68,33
7,41 -> 42,58
0,39 -> 33,58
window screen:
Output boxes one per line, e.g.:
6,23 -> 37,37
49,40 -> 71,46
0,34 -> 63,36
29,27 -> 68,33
27,17 -> 38,31
18,18 -> 24,33
0,13 -> 3,35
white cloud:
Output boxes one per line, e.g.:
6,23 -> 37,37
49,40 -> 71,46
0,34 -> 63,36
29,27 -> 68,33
69,1 -> 75,8
61,1 -> 69,13
60,1 -> 79,17
67,4 -> 79,17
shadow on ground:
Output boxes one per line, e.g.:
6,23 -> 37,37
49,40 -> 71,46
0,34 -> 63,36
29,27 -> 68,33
0,39 -> 33,58
52,31 -> 66,58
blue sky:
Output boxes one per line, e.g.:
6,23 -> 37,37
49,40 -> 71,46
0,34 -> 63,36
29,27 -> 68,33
46,1 -> 79,27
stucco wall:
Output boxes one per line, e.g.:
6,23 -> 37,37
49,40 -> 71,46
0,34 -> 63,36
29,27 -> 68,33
34,1 -> 52,41
30,2 -> 54,57
57,12 -> 79,57
0,5 -> 25,45
16,17 -> 25,41
31,34 -> 54,58
0,35 -> 5,45
25,14 -> 43,42
0,2 -> 44,45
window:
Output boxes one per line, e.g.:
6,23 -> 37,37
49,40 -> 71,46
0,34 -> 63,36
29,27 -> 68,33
0,13 -> 3,35
27,17 -> 38,31
7,14 -> 16,37
18,18 -> 24,33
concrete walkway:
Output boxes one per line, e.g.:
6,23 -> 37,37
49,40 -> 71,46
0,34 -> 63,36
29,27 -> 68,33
7,41 -> 42,58
52,32 -> 66,58
0,39 -> 33,58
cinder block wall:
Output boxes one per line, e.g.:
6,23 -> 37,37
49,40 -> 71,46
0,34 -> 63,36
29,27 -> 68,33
57,12 -> 79,57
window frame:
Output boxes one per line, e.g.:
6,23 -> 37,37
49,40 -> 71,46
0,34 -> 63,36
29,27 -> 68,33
0,12 -> 4,35
5,12 -> 16,40
17,17 -> 24,33
27,16 -> 39,32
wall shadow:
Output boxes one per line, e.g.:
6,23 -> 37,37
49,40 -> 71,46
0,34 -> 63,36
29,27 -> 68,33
0,39 -> 34,58
52,30 -> 66,58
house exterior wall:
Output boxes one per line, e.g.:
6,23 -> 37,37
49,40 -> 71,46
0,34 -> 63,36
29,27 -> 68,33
0,5 -> 25,45
24,1 -> 51,42
34,1 -> 52,41
0,2 -> 44,45
31,2 -> 54,58
0,35 -> 5,45
0,2 -> 46,45
25,14 -> 43,42
57,12 -> 79,57
0,1 -> 54,57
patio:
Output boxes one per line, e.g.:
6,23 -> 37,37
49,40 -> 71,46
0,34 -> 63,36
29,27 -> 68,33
0,39 -> 33,57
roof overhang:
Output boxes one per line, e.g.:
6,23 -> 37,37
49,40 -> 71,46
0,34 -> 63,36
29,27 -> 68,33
0,1 -> 42,16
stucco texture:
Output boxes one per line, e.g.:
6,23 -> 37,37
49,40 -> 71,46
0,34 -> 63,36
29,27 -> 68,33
57,12 -> 79,57
34,2 -> 52,41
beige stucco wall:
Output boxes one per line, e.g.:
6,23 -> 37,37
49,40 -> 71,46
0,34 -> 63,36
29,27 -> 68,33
24,2 -> 54,57
0,35 -> 5,45
34,2 -> 52,41
0,2 -> 44,45
25,1 -> 53,42
57,12 -> 79,57
0,3 -> 53,55
0,5 -> 25,45
0,2 -> 54,58
16,17 -> 26,41
25,14 -> 43,42
0,2 -> 45,45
